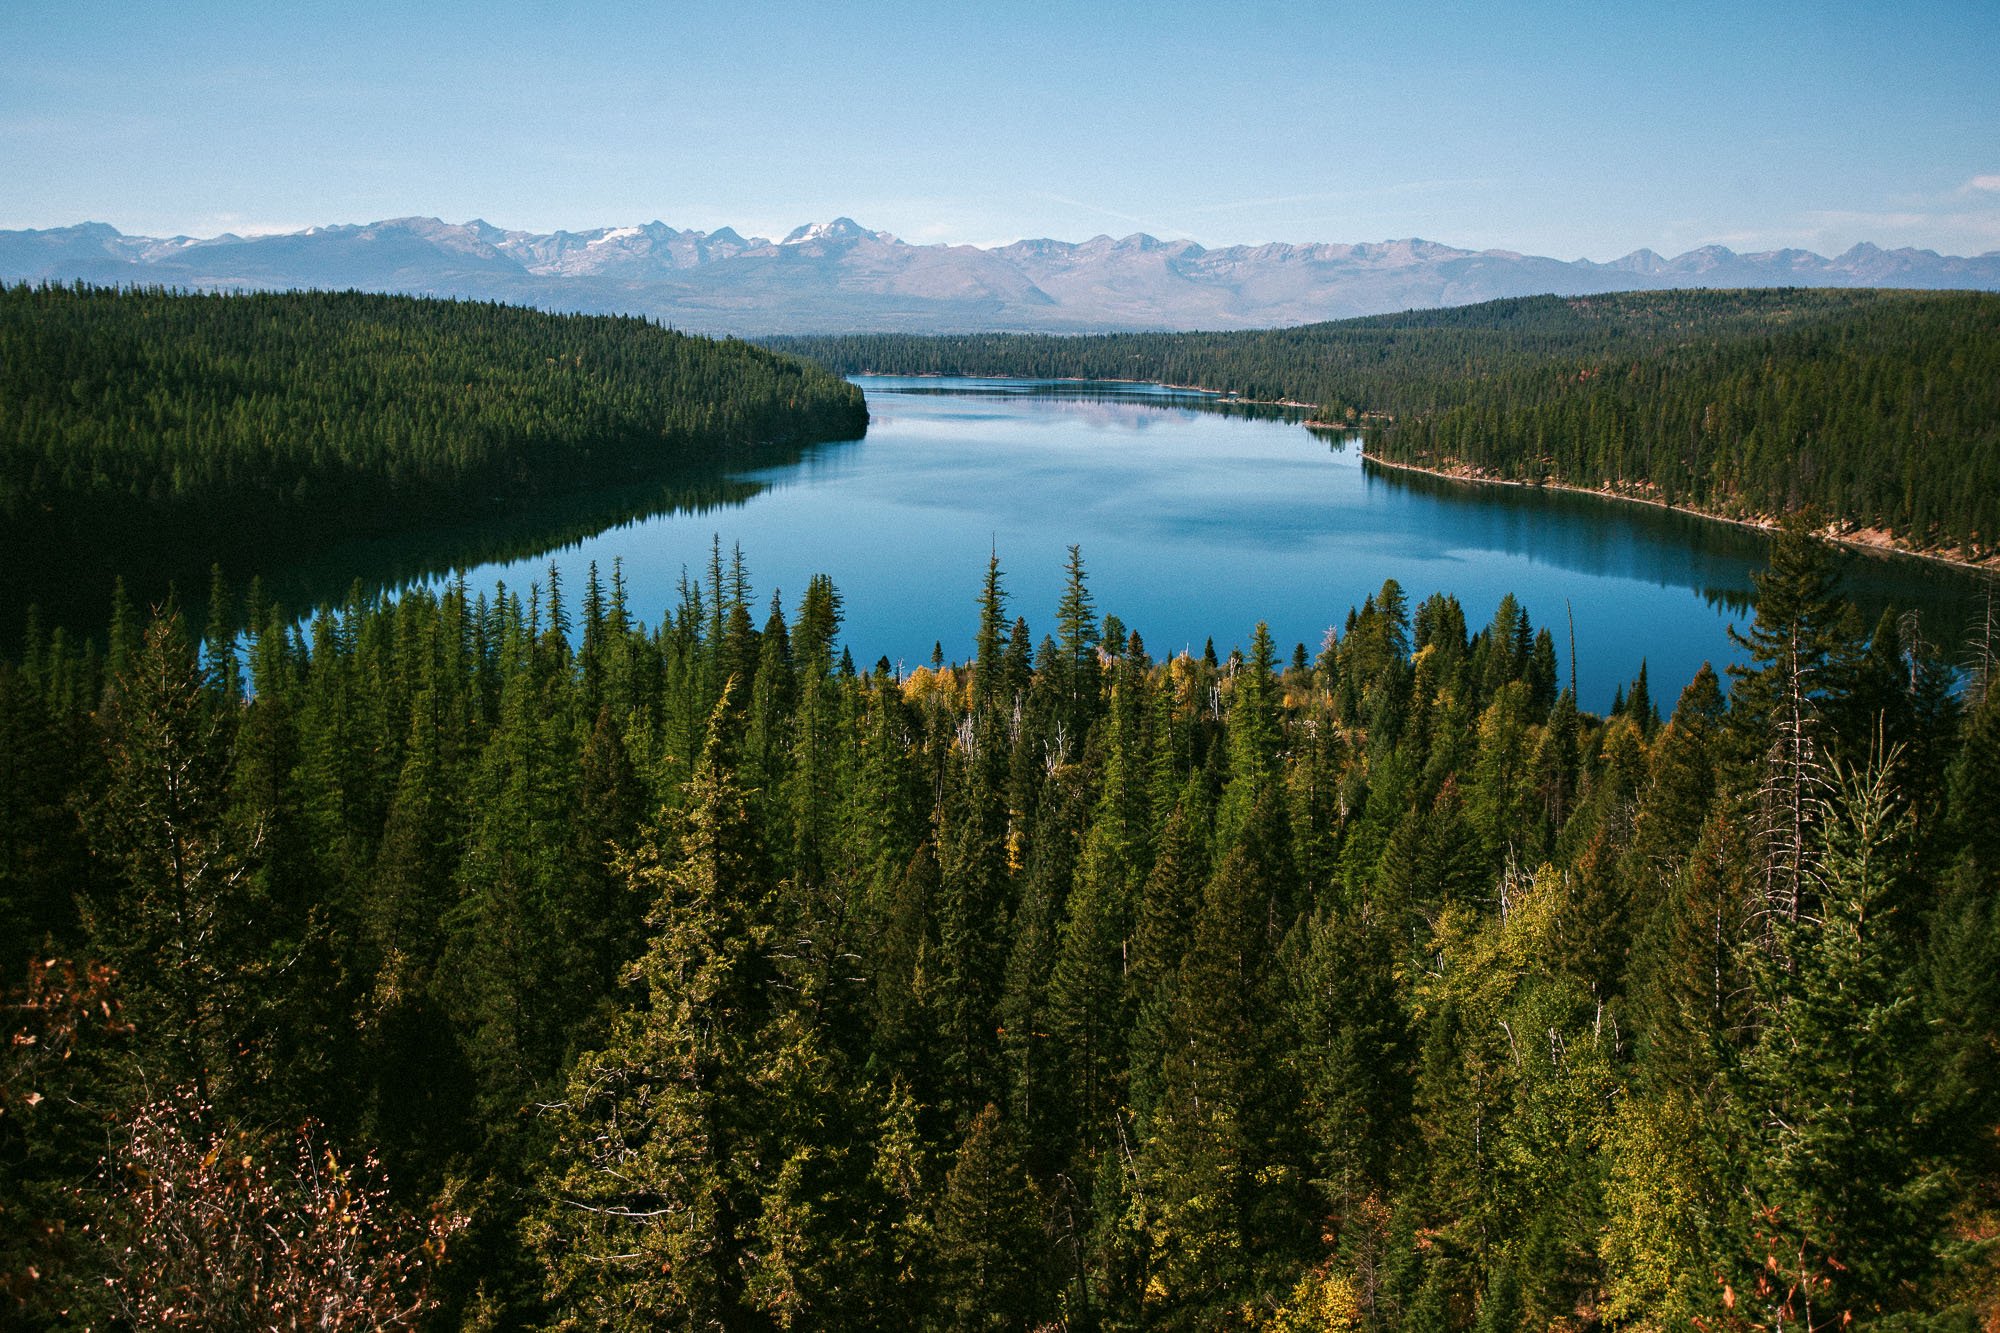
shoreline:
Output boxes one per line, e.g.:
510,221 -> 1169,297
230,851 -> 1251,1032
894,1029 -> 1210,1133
1355,451 -> 2000,578
859,371 -> 1996,579
855,369 -> 1320,412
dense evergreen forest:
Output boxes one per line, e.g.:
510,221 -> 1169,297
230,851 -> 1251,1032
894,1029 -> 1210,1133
775,288 -> 2000,560
0,284 -> 868,598
4,526 -> 1996,1329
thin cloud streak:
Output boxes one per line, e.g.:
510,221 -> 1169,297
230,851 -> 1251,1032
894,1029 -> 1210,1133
1180,179 -> 1504,216
1030,194 -> 1195,240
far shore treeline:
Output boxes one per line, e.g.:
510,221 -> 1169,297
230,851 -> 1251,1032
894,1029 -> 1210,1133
0,283 -> 868,603
775,288 -> 2000,562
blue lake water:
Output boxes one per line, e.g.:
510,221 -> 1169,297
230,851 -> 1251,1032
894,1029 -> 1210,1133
316,375 -> 1992,712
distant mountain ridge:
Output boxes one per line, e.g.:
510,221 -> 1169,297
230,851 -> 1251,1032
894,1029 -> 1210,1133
5,215 -> 1997,334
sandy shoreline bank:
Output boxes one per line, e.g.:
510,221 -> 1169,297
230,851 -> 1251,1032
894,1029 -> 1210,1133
862,373 -> 1995,578
1356,451 -> 2000,577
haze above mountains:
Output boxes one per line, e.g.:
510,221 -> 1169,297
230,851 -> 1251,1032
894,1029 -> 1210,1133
6,215 -> 1998,335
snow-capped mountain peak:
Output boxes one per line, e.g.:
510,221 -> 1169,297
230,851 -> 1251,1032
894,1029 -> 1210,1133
2,215 -> 1994,336
781,218 -> 886,246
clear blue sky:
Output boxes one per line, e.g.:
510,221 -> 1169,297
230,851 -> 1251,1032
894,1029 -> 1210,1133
4,0 -> 1996,258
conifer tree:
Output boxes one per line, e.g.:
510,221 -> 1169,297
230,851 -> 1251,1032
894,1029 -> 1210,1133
1735,753 -> 1946,1325
936,568 -> 1019,1119
1288,904 -> 1410,1228
528,685 -> 776,1329
359,694 -> 479,1182
1625,664 -> 1726,886
1215,622 -> 1283,852
1398,909 -> 1516,1324
438,604 -> 587,1118
1043,833 -> 1127,1166
1626,659 -> 1656,733
1630,809 -> 1754,1100
747,592 -> 798,845
1728,513 -> 1857,933
1125,778 -> 1212,1123
1919,784 -> 2000,1220
201,564 -> 242,704
573,705 -> 648,992
368,689 -> 462,993
935,1105 -> 1052,1331
1476,594 -> 1530,702
85,612 -> 256,1105
0,660 -> 89,960
782,577 -> 851,898
1053,544 -> 1103,740
1140,797 -> 1308,1324
853,677 -> 925,922
1044,674 -> 1149,1162
973,553 -> 1009,709
997,844 -> 1061,1157
1467,680 -> 1537,866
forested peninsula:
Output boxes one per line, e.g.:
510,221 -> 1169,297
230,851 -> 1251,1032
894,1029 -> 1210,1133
0,284 -> 868,593
4,530 -> 1997,1328
776,288 -> 2000,565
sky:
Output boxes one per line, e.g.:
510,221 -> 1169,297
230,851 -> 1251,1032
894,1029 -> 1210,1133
3,1 -> 1997,259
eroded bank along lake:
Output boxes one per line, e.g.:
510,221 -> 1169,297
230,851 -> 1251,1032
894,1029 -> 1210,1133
188,376 -> 2000,710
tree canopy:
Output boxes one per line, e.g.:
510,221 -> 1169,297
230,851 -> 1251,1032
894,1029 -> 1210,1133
777,288 -> 2000,559
3,535 -> 1996,1328
0,283 -> 867,599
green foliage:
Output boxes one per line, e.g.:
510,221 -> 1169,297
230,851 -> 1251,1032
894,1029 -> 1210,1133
2,538 -> 1993,1328
83,612 -> 261,1103
935,1105 -> 1053,1330
1735,754 -> 1948,1325
0,282 -> 868,604
779,288 -> 2000,557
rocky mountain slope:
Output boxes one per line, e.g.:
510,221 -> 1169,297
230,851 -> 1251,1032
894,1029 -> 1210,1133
5,215 -> 1995,333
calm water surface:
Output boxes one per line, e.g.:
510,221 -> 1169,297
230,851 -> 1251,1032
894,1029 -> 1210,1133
323,376 -> 1996,711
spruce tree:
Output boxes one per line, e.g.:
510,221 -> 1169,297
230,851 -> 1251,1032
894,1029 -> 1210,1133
1215,622 -> 1282,853
85,612 -> 254,1106
528,686 -> 775,1329
1288,904 -> 1410,1227
935,1105 -> 1052,1331
1736,754 -> 1945,1325
1141,798 -> 1308,1324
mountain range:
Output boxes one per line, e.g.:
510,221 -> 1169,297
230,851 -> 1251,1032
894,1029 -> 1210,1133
5,215 -> 1997,334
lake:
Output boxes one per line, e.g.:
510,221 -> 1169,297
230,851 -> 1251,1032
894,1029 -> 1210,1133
29,374 -> 1977,712
244,373 -> 1973,713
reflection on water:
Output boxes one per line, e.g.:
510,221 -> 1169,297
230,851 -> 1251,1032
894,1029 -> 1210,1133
433,375 -> 1994,708
250,467 -> 779,620
15,375 -> 1993,711
1356,454 -> 1989,643
1358,455 -> 1773,590
878,376 -> 1312,425
4,443 -> 826,652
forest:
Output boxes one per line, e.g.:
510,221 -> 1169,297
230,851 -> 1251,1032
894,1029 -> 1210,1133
0,284 -> 868,601
775,288 -> 2000,561
3,522 -> 1995,1329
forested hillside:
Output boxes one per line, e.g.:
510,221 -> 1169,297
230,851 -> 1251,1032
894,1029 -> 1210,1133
0,284 -> 867,585
776,288 -> 2000,560
4,529 -> 1996,1328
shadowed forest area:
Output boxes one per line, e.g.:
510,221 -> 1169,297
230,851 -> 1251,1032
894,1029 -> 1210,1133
4,523 -> 1996,1328
0,284 -> 868,632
